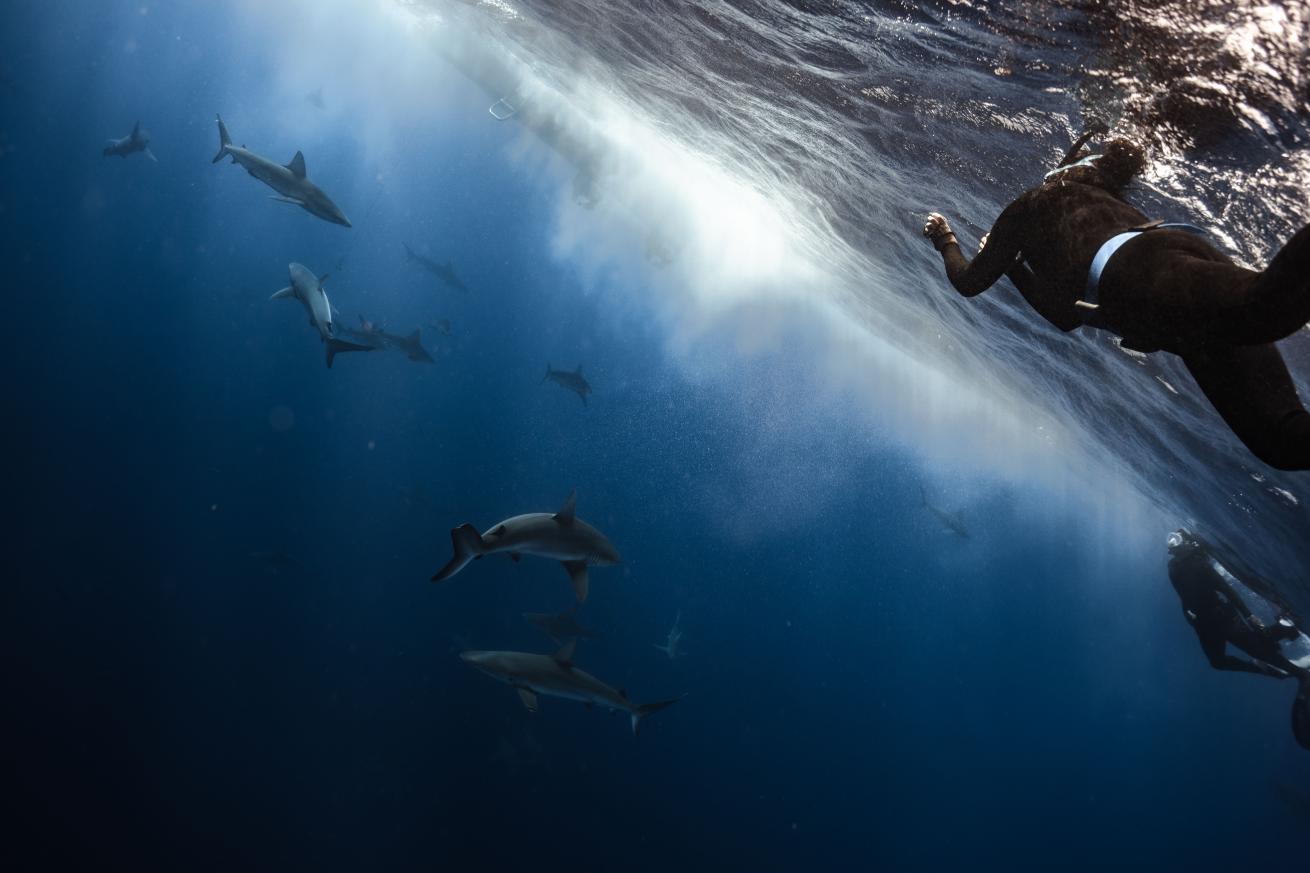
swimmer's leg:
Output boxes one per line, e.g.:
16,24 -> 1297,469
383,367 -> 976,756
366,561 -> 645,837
1180,343 -> 1310,471
1212,225 -> 1310,345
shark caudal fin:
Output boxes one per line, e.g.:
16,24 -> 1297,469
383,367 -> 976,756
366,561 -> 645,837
630,697 -> 680,737
431,523 -> 485,582
325,337 -> 374,369
212,115 -> 233,163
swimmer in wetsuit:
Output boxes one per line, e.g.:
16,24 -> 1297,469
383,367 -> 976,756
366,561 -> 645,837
1166,528 -> 1310,750
921,134 -> 1310,470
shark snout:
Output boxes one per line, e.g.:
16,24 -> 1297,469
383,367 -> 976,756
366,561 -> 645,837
324,206 -> 352,227
460,650 -> 509,681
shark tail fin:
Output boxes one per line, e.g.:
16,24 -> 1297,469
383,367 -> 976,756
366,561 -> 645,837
631,697 -> 680,737
402,242 -> 415,261
212,114 -> 232,163
325,337 -> 374,368
543,364 -> 552,383
431,524 -> 485,582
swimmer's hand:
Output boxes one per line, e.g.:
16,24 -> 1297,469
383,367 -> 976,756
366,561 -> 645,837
923,213 -> 957,252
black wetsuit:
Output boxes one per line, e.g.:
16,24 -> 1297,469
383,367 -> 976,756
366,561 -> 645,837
1167,548 -> 1300,678
928,162 -> 1310,470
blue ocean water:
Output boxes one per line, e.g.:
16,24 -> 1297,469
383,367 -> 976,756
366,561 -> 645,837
5,1 -> 1309,870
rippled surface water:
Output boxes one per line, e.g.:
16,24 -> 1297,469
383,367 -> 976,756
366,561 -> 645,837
439,0 -> 1310,601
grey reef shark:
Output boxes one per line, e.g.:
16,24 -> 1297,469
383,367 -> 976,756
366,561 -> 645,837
103,120 -> 156,162
920,486 -> 970,539
524,605 -> 603,644
431,489 -> 620,602
403,243 -> 468,292
269,262 -> 373,367
544,363 -> 591,405
212,115 -> 351,227
460,639 -> 679,736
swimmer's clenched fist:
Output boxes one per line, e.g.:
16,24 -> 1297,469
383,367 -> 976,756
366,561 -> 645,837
922,212 -> 957,251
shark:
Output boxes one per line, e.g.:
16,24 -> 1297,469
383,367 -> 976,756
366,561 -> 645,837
211,115 -> 351,227
920,486 -> 970,538
103,121 -> 156,162
402,243 -> 468,292
544,364 -> 591,406
339,316 -> 434,364
653,610 -> 685,660
430,489 -> 620,602
460,640 -> 679,736
524,605 -> 603,644
269,262 -> 373,368
306,86 -> 325,109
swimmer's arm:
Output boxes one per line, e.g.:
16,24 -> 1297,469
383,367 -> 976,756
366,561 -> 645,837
924,206 -> 1025,298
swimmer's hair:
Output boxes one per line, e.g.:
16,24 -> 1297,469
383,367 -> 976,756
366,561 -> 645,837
1097,137 -> 1146,188
1057,137 -> 1146,195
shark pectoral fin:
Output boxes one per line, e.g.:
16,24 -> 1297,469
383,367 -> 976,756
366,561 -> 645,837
516,688 -> 538,712
631,697 -> 681,737
554,638 -> 577,668
270,286 -> 295,301
554,489 -> 578,525
562,560 -> 589,602
144,147 -> 158,163
508,552 -> 522,563
270,195 -> 305,207
584,702 -> 594,710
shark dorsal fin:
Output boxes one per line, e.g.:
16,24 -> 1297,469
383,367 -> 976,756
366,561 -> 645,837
318,272 -> 330,286
132,120 -> 140,135
554,489 -> 577,525
574,365 -> 583,375
554,638 -> 576,668
287,150 -> 307,178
